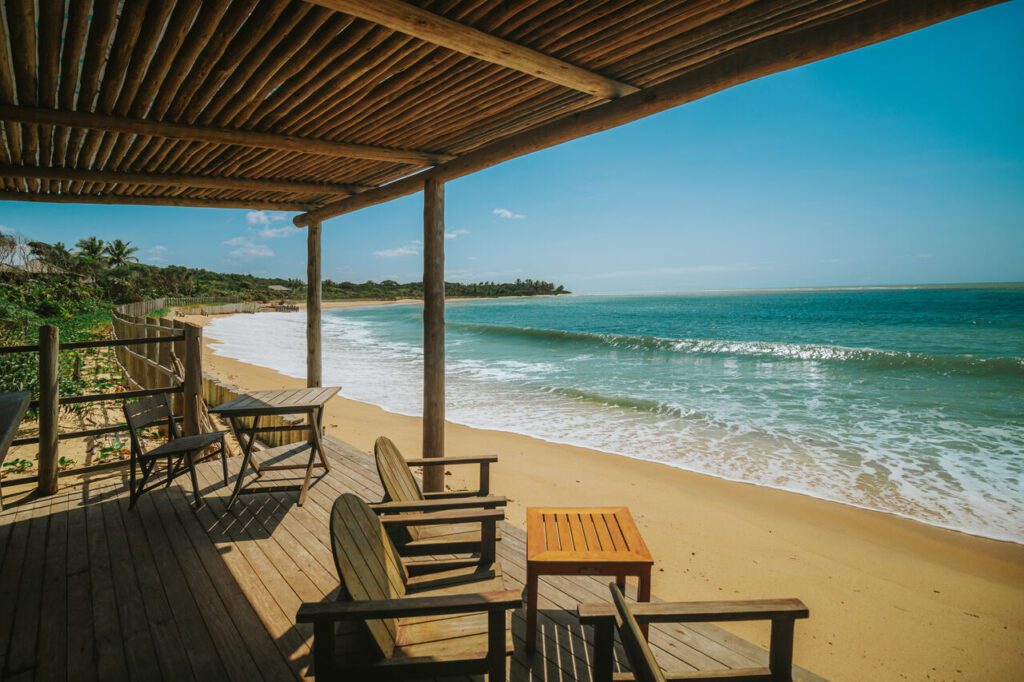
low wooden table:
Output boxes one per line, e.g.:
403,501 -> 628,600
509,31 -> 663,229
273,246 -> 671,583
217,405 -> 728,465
525,506 -> 654,651
0,391 -> 31,510
209,387 -> 339,508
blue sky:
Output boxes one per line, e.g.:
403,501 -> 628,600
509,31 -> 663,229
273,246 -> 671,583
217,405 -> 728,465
1,3 -> 1021,292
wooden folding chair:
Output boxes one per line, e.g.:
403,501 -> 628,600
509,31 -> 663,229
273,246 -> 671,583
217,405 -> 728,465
123,394 -> 228,509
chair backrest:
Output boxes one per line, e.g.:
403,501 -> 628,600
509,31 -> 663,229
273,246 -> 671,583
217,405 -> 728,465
374,436 -> 425,504
610,583 -> 667,682
329,493 -> 410,658
374,437 -> 427,541
123,394 -> 176,456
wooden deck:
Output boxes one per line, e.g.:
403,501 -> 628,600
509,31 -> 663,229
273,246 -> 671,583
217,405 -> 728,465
0,435 -> 825,681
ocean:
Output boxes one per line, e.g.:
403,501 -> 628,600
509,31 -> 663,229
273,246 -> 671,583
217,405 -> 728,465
204,285 -> 1024,542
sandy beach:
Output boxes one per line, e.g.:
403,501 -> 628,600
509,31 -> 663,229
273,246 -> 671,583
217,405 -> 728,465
184,304 -> 1024,682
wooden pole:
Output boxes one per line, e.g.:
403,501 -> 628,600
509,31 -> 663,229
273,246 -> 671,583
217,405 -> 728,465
422,178 -> 445,492
306,221 -> 322,388
182,323 -> 203,436
37,324 -> 59,495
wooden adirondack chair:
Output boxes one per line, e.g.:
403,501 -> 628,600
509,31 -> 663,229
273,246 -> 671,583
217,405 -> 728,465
578,583 -> 809,682
296,493 -> 520,680
372,435 -> 507,557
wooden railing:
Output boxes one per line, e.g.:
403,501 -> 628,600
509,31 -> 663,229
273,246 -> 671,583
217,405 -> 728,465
1,322 -> 198,494
2,297 -> 308,496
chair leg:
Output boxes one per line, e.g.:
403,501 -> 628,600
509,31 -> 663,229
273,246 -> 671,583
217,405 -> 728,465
220,436 -> 229,486
187,450 -> 203,506
129,451 -> 139,509
487,609 -> 506,681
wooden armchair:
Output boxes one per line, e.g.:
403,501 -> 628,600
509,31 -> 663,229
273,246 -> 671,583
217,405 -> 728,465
372,435 -> 506,557
123,394 -> 228,509
296,493 -> 520,680
578,583 -> 809,682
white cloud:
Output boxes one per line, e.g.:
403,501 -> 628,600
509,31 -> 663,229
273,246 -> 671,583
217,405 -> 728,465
245,210 -> 289,226
445,229 -> 470,240
493,208 -> 525,220
0,224 -> 15,235
374,241 -> 422,258
146,245 -> 169,263
257,226 -> 293,238
224,236 -> 275,259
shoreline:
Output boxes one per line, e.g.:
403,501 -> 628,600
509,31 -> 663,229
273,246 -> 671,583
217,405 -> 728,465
185,306 -> 1024,681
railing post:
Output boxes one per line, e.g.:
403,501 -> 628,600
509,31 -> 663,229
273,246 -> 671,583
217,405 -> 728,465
422,177 -> 445,492
182,323 -> 203,436
38,324 -> 59,495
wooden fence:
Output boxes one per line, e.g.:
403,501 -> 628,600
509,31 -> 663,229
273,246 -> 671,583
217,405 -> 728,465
111,300 -> 305,450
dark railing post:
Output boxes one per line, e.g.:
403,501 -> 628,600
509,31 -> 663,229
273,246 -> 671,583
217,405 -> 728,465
38,324 -> 59,495
182,323 -> 203,436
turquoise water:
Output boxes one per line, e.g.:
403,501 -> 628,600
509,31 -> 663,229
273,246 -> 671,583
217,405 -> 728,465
206,286 -> 1024,541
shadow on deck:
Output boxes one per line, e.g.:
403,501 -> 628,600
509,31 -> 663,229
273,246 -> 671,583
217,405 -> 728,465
0,435 -> 825,681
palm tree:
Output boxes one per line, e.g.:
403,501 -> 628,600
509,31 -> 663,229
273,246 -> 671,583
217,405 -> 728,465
75,236 -> 106,260
104,239 -> 139,268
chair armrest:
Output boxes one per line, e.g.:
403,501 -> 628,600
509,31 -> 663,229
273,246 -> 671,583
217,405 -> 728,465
297,589 -> 521,623
370,496 -> 507,513
578,598 -> 808,625
378,508 -> 504,527
405,455 -> 498,466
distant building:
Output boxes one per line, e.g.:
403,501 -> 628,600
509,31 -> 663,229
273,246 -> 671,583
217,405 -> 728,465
0,259 -> 74,275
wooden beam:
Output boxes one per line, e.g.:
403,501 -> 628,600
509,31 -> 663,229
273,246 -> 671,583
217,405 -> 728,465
0,163 -> 360,196
0,190 -> 314,212
295,0 -> 1002,226
306,222 -> 323,389
308,0 -> 637,99
0,104 -> 453,164
421,177 -> 445,492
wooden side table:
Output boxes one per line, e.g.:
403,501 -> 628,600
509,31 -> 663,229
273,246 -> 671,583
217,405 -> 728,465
209,387 -> 339,508
525,506 -> 654,651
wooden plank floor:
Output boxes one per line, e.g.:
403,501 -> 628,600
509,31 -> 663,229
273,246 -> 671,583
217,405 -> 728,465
0,436 -> 826,681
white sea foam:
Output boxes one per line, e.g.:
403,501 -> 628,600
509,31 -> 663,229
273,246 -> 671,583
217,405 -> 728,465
205,310 -> 1024,543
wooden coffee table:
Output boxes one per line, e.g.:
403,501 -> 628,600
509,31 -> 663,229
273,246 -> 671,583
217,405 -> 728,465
525,506 -> 654,651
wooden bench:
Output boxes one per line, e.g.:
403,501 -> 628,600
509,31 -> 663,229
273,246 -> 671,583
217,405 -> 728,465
296,492 -> 520,680
373,435 -> 506,557
579,583 -> 809,682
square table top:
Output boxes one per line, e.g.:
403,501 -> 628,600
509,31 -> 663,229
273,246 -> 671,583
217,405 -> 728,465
526,506 -> 653,566
209,387 -> 340,416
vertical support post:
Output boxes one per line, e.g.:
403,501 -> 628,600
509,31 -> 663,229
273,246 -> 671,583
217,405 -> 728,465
422,178 -> 445,492
182,323 -> 203,436
158,317 -> 175,437
306,221 -> 322,388
769,617 -> 796,681
37,324 -> 59,495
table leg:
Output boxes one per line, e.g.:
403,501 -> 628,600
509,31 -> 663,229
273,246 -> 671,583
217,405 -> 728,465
616,575 -> 627,591
313,406 -> 330,472
638,567 -> 652,639
227,415 -> 259,509
526,565 -> 539,652
298,415 -> 317,507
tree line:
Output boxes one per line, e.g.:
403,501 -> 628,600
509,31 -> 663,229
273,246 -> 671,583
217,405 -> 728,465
1,234 -> 568,326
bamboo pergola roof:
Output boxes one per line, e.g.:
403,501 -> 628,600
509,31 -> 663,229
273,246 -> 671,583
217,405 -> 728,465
0,0 -> 1001,223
